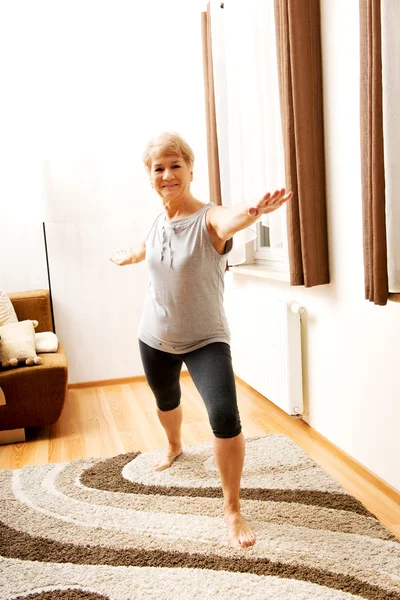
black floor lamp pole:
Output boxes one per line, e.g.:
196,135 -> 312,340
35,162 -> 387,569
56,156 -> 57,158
42,222 -> 56,334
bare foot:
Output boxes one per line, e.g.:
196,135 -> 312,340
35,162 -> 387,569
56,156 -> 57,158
152,446 -> 183,471
224,512 -> 256,549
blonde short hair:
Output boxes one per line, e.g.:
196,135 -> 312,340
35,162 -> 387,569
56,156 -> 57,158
143,132 -> 195,171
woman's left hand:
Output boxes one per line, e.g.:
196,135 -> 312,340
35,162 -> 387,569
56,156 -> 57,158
247,189 -> 293,217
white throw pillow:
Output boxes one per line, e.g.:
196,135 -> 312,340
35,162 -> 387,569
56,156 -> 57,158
0,320 -> 42,368
35,331 -> 59,353
0,290 -> 18,326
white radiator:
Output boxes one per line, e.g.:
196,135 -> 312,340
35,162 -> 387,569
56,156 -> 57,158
227,297 -> 304,416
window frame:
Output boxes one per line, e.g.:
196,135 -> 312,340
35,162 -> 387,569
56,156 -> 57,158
253,221 -> 286,265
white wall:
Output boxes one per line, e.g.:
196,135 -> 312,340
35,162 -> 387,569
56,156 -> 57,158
1,161 -> 48,293
0,0 -> 208,157
0,223 -> 48,294
225,0 -> 400,491
0,1 -> 209,382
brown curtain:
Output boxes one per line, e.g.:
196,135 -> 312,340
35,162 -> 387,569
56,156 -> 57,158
274,0 -> 329,287
359,0 -> 389,305
201,6 -> 222,206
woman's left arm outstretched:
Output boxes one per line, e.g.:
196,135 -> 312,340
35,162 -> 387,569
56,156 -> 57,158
206,188 -> 292,242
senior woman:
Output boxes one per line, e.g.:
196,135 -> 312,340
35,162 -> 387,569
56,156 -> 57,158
111,132 -> 292,549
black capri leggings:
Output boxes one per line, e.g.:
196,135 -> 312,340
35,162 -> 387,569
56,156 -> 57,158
139,340 -> 242,439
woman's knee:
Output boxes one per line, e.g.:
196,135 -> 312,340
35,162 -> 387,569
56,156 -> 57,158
156,398 -> 181,412
153,386 -> 181,412
209,409 -> 242,439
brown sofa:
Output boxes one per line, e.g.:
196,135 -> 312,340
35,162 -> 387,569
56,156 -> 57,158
0,289 -> 68,443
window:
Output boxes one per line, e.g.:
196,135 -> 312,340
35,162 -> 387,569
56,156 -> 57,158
210,0 -> 288,272
254,222 -> 284,262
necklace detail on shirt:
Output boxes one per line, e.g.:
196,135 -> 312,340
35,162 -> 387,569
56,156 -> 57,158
160,226 -> 176,268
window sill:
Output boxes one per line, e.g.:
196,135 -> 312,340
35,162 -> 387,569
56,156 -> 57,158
228,262 -> 291,283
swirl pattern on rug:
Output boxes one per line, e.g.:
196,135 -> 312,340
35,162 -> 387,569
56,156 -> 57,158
1,434 -> 399,600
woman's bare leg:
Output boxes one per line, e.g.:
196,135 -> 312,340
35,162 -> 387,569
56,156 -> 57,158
213,432 -> 256,549
152,405 -> 183,471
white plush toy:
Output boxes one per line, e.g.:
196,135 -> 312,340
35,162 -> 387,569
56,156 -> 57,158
0,320 -> 43,368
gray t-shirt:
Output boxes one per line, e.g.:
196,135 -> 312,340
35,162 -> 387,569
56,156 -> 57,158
138,202 -> 233,354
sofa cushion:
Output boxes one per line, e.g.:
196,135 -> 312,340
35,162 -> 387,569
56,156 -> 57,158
35,332 -> 59,353
9,290 -> 53,333
0,290 -> 18,326
0,320 -> 42,368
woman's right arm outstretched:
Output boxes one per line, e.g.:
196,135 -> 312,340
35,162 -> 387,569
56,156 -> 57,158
110,241 -> 146,266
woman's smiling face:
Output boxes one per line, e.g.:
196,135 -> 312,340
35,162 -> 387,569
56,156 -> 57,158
150,153 -> 193,201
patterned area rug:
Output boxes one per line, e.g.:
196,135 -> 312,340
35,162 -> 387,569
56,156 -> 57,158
1,434 -> 399,600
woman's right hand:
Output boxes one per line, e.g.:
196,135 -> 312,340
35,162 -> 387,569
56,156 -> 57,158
110,247 -> 134,266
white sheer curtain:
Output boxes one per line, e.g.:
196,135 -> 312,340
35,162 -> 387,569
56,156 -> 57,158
381,0 -> 400,293
210,0 -> 286,265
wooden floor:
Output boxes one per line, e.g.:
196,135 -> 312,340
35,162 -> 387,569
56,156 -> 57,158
1,374 -> 399,538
